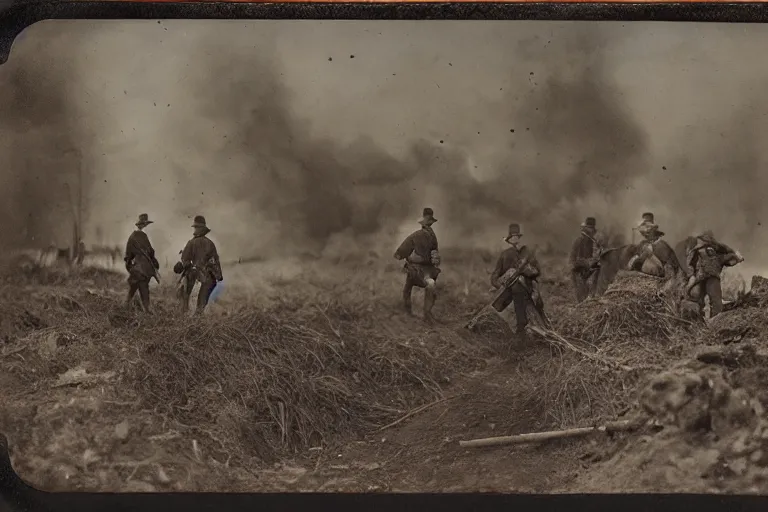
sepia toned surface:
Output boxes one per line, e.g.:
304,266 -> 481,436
1,20 -> 768,494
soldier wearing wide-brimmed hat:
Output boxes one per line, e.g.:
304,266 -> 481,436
489,223 -> 542,342
393,208 -> 442,323
685,229 -> 744,318
569,216 -> 601,303
175,215 -> 223,314
124,213 -> 160,312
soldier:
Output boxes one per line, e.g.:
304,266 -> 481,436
685,230 -> 744,318
394,208 -> 441,323
176,215 -> 223,313
569,216 -> 600,303
490,223 -> 541,342
627,212 -> 667,273
124,213 -> 160,312
637,212 -> 661,239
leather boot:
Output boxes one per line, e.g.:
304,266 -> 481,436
403,293 -> 413,315
126,285 -> 138,310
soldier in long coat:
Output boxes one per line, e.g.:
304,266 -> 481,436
569,217 -> 600,303
490,223 -> 541,342
175,215 -> 223,313
394,208 -> 441,323
124,213 -> 160,312
628,212 -> 666,273
685,230 -> 743,318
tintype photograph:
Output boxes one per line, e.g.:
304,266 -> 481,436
1,19 -> 767,494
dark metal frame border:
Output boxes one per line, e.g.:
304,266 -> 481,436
2,1 -> 768,63
2,0 -> 768,510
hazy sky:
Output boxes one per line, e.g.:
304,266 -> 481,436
4,20 -> 768,270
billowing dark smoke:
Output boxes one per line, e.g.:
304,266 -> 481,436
0,29 -> 85,252
181,29 -> 645,257
8,21 -> 768,271
186,59 -> 418,252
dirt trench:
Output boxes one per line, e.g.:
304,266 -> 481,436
0,262 -> 606,493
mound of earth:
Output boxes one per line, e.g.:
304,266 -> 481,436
555,271 -> 685,344
571,275 -> 768,493
577,363 -> 768,493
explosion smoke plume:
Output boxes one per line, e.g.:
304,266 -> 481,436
0,27 -> 86,251
141,24 -> 648,260
1,21 -> 768,269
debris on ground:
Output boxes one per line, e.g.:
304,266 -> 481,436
578,365 -> 768,493
4,255 -> 768,493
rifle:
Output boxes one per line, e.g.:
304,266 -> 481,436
581,232 -> 609,277
585,244 -> 627,298
139,247 -> 162,284
466,248 -> 538,331
126,241 -> 161,284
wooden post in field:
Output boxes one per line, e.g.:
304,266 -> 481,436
72,220 -> 79,265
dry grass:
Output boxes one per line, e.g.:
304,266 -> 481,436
523,271 -> 706,428
0,256 -> 499,472
4,250 -> 762,491
124,305 -> 487,464
554,271 -> 689,344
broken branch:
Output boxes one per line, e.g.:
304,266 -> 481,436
458,419 -> 639,448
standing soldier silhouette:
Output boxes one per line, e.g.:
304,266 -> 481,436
489,223 -> 542,344
394,208 -> 441,323
175,215 -> 223,313
569,217 -> 601,303
124,213 -> 160,312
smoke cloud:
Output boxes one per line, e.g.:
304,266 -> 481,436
2,21 -> 768,272
0,27 -> 86,250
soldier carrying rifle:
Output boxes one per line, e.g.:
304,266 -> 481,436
684,230 -> 744,318
174,215 -> 223,314
485,223 -> 544,344
569,216 -> 601,303
124,213 -> 160,313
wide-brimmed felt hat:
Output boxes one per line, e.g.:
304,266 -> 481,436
192,215 -> 209,229
418,208 -> 437,225
504,223 -> 523,242
135,213 -> 154,227
581,217 -> 596,229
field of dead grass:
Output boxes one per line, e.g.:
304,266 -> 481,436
0,250 -> 519,490
2,249 -> 766,493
